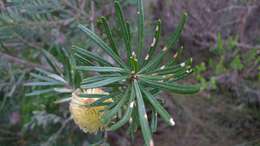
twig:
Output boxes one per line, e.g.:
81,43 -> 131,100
0,1 -> 5,11
41,117 -> 72,146
0,52 -> 49,70
90,0 -> 96,32
215,5 -> 256,14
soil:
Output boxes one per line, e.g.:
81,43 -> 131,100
111,92 -> 260,146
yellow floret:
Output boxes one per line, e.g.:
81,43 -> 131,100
69,88 -> 112,134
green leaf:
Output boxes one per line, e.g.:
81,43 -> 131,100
149,61 -> 189,74
99,16 -> 119,56
150,110 -> 158,133
166,12 -> 187,49
78,24 -> 128,69
144,19 -> 161,65
24,81 -> 64,86
142,88 -> 175,126
82,75 -> 118,84
75,53 -> 93,66
76,66 -> 127,73
169,72 -> 190,82
141,13 -> 187,72
114,1 -> 131,59
79,94 -> 111,99
108,103 -> 133,131
53,88 -> 73,93
137,0 -> 144,60
130,53 -> 139,72
102,86 -> 131,124
108,86 -> 136,131
68,53 -> 82,88
81,76 -> 127,89
139,75 -> 164,81
30,73 -> 57,82
25,89 -> 54,97
128,102 -> 139,141
146,66 -> 187,77
90,98 -> 113,107
140,78 -> 200,94
126,21 -> 132,42
74,46 -> 112,66
58,47 -> 74,86
134,80 -> 153,146
42,49 -> 63,75
210,32 -> 224,55
35,68 -> 67,84
54,97 -> 72,104
230,55 -> 244,71
139,51 -> 165,74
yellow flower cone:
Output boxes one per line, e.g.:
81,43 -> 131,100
69,88 -> 112,134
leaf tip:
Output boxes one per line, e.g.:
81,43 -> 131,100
150,139 -> 154,146
169,118 -> 175,126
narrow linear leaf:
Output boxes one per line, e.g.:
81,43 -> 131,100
108,102 -> 133,131
82,74 -> 120,84
81,76 -> 127,89
25,89 -> 54,97
134,80 -> 153,146
166,12 -> 187,49
140,78 -> 200,94
75,53 -> 93,66
137,0 -> 145,59
30,73 -> 57,82
24,81 -> 64,86
90,98 -> 113,107
99,16 -> 119,56
153,68 -> 187,76
79,94 -> 111,99
54,88 -> 73,93
114,1 -> 131,59
102,86 -> 131,124
142,88 -> 175,126
150,110 -> 158,133
128,103 -> 139,141
108,87 -> 136,131
169,72 -> 190,82
74,46 -> 112,66
76,66 -> 127,73
42,49 -> 63,75
140,13 -> 187,73
54,97 -> 72,104
126,21 -> 132,42
144,19 -> 161,65
35,68 -> 67,84
139,51 -> 165,74
58,47 -> 74,85
149,62 -> 185,74
78,24 -> 128,69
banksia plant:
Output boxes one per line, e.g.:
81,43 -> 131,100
25,0 -> 200,145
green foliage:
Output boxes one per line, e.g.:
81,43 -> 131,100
230,55 -> 244,71
194,62 -> 217,90
0,0 -> 93,53
195,33 -> 260,92
25,47 -> 80,102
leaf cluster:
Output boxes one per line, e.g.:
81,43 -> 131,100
26,0 -> 201,145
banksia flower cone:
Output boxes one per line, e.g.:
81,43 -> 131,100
70,88 -> 111,134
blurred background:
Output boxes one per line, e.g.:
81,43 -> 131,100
0,0 -> 259,146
